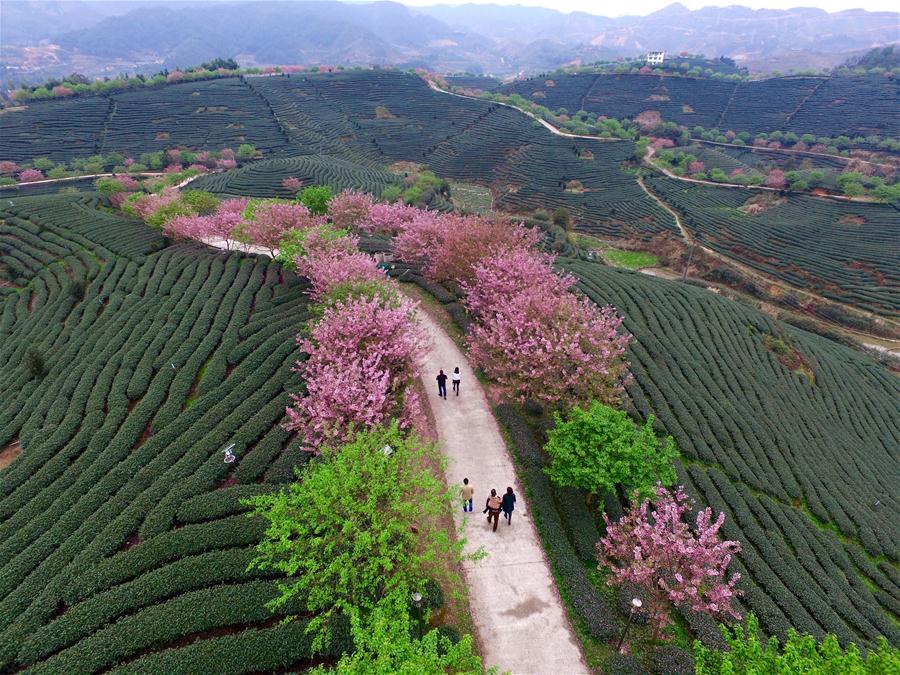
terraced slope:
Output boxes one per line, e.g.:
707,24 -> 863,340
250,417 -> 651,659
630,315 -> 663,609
0,194 -> 335,672
561,260 -> 900,649
644,177 -> 900,317
502,73 -> 900,138
0,78 -> 292,164
190,155 -> 402,198
247,71 -> 676,235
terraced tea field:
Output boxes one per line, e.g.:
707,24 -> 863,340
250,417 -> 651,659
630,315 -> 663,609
0,193 -> 334,672
190,155 -> 402,198
644,177 -> 900,317
502,73 -> 900,138
0,78 -> 292,164
246,72 -> 676,235
561,260 -> 900,649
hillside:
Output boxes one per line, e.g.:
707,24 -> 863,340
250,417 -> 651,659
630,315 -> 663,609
500,73 -> 900,139
644,177 -> 900,318
2,1 -> 898,85
1,190 -> 896,670
561,260 -> 900,649
0,193 -> 328,671
3,70 -> 897,325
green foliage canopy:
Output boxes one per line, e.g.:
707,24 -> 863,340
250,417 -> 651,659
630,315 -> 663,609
298,185 -> 333,214
312,586 -> 490,675
544,401 -> 677,499
693,613 -> 900,674
243,424 -> 470,644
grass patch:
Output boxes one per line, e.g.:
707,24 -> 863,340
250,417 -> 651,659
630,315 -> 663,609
448,181 -> 493,214
603,249 -> 659,270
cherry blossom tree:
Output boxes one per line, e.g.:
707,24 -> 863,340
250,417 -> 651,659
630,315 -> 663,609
598,484 -> 743,640
688,161 -> 706,175
18,168 -> 44,183
51,86 -> 74,97
394,213 -> 540,285
765,169 -> 787,189
360,201 -> 420,235
285,294 -> 426,451
466,284 -> 630,408
461,247 -> 572,319
163,214 -> 207,241
127,188 -> 181,220
242,200 -> 318,256
281,176 -> 303,194
327,189 -> 374,229
0,161 -> 20,176
298,249 -> 386,300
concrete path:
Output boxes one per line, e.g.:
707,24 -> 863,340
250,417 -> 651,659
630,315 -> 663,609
415,309 -> 589,675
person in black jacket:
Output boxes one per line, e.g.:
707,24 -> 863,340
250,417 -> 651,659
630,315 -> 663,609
436,370 -> 448,400
501,486 -> 516,526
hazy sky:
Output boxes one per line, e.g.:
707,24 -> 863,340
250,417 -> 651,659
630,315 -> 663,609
402,0 -> 900,16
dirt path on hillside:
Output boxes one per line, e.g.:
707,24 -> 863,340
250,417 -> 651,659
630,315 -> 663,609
428,81 -> 621,142
413,306 -> 589,675
643,146 -> 880,203
197,233 -> 590,671
636,176 -> 900,341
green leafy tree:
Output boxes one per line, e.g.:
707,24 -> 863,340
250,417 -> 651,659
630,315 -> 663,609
275,223 -> 349,271
544,401 -> 677,500
382,185 -> 403,203
552,207 -> 571,230
298,185 -> 333,214
236,143 -> 257,160
94,177 -> 126,196
244,424 -> 474,645
694,613 -> 899,674
32,157 -> 55,171
312,586 -> 491,674
180,189 -> 219,215
146,200 -> 195,229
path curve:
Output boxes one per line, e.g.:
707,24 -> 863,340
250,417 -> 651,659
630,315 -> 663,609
414,308 -> 589,675
427,81 -> 621,142
635,176 -> 900,339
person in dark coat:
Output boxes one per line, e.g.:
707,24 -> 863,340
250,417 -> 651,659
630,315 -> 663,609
436,369 -> 448,399
501,486 -> 516,525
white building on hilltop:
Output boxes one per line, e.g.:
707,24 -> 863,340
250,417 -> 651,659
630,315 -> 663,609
646,51 -> 666,65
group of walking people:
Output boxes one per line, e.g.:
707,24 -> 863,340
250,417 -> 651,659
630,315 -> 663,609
439,369 -> 516,533
460,478 -> 516,532
435,368 -> 461,399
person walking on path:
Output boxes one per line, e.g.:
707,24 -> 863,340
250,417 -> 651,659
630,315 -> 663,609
452,366 -> 461,396
436,369 -> 448,400
501,486 -> 516,525
484,489 -> 502,532
460,477 -> 474,512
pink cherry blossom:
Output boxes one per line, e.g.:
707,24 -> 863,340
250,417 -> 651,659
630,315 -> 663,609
599,484 -> 743,640
327,189 -> 374,229
17,168 -> 44,183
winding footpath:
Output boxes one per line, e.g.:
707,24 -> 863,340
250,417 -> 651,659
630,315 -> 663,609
414,308 -> 589,675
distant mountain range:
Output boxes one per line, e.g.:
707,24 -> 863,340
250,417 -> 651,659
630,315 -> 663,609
1,1 -> 898,85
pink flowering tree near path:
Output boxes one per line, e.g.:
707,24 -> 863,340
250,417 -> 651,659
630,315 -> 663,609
599,484 -> 743,641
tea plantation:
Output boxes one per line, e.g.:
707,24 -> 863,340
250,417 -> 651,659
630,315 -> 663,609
644,177 -> 900,317
502,73 -> 900,137
560,260 -> 900,649
0,78 -> 292,164
245,71 -> 676,235
0,193 -> 335,672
